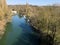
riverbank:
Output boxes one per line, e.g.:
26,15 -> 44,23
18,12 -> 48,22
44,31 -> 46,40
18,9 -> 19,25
0,20 -> 6,39
0,22 -> 13,45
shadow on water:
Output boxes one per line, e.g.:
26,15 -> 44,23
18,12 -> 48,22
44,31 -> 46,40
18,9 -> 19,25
12,15 -> 40,45
13,31 -> 40,45
0,15 -> 40,45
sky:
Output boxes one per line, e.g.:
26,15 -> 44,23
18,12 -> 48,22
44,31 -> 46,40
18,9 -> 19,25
6,0 -> 60,6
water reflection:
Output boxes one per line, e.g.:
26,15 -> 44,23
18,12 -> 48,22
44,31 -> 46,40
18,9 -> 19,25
0,15 -> 40,45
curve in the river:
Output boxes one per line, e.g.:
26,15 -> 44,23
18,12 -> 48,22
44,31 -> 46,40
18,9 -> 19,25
0,15 -> 40,45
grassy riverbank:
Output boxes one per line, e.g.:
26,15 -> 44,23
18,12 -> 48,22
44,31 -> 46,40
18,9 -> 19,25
29,6 -> 60,45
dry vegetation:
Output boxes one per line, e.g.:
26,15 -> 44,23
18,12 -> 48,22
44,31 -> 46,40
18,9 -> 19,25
8,5 -> 60,45
0,0 -> 12,39
29,6 -> 60,45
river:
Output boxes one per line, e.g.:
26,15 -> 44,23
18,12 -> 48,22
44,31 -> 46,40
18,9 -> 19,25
0,15 -> 40,45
